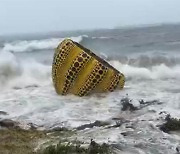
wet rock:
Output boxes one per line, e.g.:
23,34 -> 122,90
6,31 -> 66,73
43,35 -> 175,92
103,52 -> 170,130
27,122 -> 38,130
139,99 -> 163,109
0,111 -> 8,115
76,120 -> 110,130
176,146 -> 180,154
121,132 -> 128,136
111,121 -> 122,128
0,119 -> 19,128
120,96 -> 163,112
112,117 -> 125,121
121,130 -> 134,137
107,121 -> 124,129
160,114 -> 180,133
121,97 -> 138,111
159,111 -> 168,115
50,127 -> 69,132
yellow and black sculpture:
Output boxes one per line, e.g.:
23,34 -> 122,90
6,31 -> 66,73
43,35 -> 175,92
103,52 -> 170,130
52,39 -> 125,96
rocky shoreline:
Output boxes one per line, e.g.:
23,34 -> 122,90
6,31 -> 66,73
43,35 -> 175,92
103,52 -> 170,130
1,97 -> 180,154
0,121 -> 114,154
0,118 -> 114,154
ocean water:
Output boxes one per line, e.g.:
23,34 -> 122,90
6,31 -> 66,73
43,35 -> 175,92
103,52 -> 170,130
0,24 -> 180,153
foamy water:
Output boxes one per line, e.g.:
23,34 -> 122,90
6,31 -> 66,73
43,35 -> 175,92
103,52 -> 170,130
0,25 -> 180,153
1,36 -> 83,53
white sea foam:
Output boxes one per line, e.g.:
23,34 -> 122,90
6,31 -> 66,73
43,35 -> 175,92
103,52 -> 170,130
0,51 -> 179,126
0,51 -> 51,90
1,36 -> 83,53
110,60 -> 180,80
0,51 -> 21,86
0,52 -> 180,91
1,26 -> 180,154
0,55 -> 180,154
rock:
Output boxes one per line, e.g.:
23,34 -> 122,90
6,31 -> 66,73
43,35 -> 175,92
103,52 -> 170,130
50,127 -> 69,132
176,146 -> 180,153
27,123 -> 38,130
76,120 -> 110,130
0,111 -> 8,115
107,121 -> 125,129
121,132 -> 128,136
120,96 -> 163,112
0,119 -> 19,128
139,99 -> 163,109
121,97 -> 138,111
121,131 -> 134,137
160,114 -> 180,133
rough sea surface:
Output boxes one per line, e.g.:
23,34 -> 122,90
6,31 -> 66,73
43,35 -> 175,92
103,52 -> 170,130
0,24 -> 180,154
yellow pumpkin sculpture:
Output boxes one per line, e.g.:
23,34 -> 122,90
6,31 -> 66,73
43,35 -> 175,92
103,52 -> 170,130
52,39 -> 125,96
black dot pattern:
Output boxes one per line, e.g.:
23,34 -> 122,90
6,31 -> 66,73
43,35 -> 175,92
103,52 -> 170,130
52,39 -> 75,89
52,39 -> 125,96
78,62 -> 108,96
107,74 -> 121,92
62,52 -> 91,94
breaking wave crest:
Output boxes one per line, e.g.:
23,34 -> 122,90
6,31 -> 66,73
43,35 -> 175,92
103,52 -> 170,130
0,51 -> 179,90
110,60 -> 180,80
111,54 -> 180,67
0,36 -> 83,53
0,51 -> 51,89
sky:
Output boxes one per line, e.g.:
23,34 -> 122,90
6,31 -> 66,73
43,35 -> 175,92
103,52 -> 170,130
0,0 -> 180,35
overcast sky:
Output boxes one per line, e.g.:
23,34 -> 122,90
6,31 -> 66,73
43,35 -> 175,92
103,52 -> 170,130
0,0 -> 180,35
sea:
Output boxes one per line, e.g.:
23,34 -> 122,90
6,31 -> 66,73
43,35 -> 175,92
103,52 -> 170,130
0,24 -> 180,154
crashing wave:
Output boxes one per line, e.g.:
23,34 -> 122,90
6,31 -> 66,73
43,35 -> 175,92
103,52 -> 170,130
0,51 -> 51,90
0,51 -> 179,90
0,36 -> 84,53
110,60 -> 180,80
